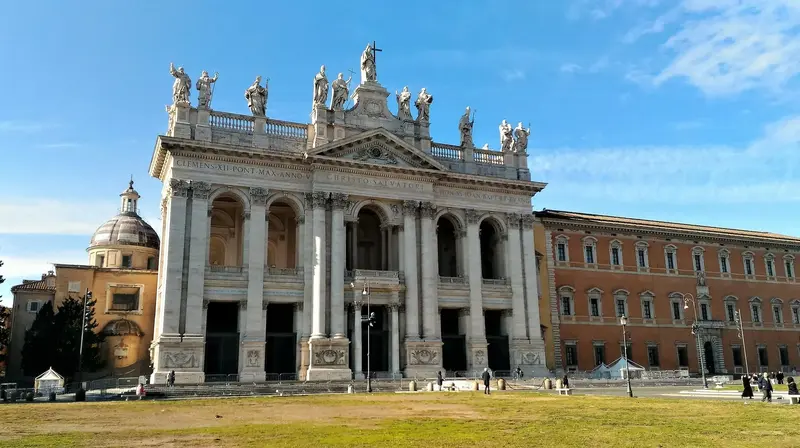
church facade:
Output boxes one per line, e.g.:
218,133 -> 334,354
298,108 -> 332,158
150,47 -> 548,383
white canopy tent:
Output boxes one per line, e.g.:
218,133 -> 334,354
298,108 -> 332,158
606,357 -> 646,380
34,367 -> 65,394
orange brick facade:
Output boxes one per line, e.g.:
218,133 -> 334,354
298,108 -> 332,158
537,210 -> 800,376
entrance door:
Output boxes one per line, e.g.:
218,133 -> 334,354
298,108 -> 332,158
362,305 -> 389,374
441,309 -> 467,372
485,310 -> 510,372
704,341 -> 716,375
204,302 -> 240,379
265,303 -> 297,376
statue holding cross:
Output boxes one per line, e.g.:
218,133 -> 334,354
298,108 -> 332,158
360,41 -> 381,84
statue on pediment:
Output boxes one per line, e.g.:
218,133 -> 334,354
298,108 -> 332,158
415,88 -> 433,122
513,122 -> 530,153
196,70 -> 218,109
244,76 -> 268,117
331,73 -> 352,111
459,106 -> 475,147
396,86 -> 412,120
499,119 -> 513,152
361,44 -> 377,83
313,65 -> 329,106
169,62 -> 191,105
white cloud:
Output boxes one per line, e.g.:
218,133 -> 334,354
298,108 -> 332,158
0,121 -> 54,133
0,199 -> 117,235
672,120 -> 704,130
36,142 -> 81,149
568,0 -> 662,21
530,114 -> 800,205
0,252 -> 87,279
560,63 -> 583,74
501,69 -> 526,82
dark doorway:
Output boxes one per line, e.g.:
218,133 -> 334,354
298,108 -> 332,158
204,302 -> 240,378
437,218 -> 458,277
703,341 -> 716,375
363,305 -> 389,374
441,308 -> 467,372
266,303 -> 297,375
356,209 -> 383,270
485,310 -> 510,372
479,220 -> 501,279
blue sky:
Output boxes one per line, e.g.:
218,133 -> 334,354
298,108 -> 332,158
1,0 -> 799,301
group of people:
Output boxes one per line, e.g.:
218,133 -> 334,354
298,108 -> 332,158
741,372 -> 800,402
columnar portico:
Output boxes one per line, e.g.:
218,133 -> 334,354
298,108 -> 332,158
149,46 -> 549,383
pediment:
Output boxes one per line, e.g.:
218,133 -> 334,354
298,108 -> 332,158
307,128 -> 447,171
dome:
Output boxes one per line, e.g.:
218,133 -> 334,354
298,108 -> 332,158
102,319 -> 144,337
90,212 -> 160,250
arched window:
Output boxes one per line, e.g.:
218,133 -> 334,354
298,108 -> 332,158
554,235 -> 569,264
582,236 -> 598,267
664,244 -> 678,275
609,239 -> 623,270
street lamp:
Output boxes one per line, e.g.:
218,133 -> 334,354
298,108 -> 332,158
76,289 -> 92,384
351,281 -> 376,393
619,315 -> 633,398
734,309 -> 750,378
682,293 -> 708,389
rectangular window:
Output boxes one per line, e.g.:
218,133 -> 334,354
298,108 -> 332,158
694,254 -> 702,271
620,342 -> 632,359
616,299 -> 626,317
611,248 -> 620,266
594,345 -> 605,366
752,305 -> 761,323
758,346 -> 768,366
557,243 -> 566,262
638,249 -> 646,267
727,304 -> 735,322
27,301 -> 41,313
786,261 -> 794,278
780,346 -> 789,366
147,257 -> 157,270
700,303 -> 709,321
68,281 -> 81,293
561,297 -> 571,316
774,306 -> 782,324
565,345 -> 578,366
97,255 -> 105,268
793,308 -> 799,325
745,259 -> 753,276
585,246 -> 595,264
677,346 -> 689,367
720,256 -> 728,273
732,347 -> 743,366
672,301 -> 681,320
666,253 -> 675,270
109,285 -> 141,312
590,298 -> 600,317
643,301 -> 652,319
647,346 -> 660,367
122,255 -> 132,268
767,260 -> 774,277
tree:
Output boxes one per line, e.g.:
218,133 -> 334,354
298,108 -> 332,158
0,260 -> 9,372
21,301 -> 56,376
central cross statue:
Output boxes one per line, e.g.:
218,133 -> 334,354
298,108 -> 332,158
360,41 -> 382,83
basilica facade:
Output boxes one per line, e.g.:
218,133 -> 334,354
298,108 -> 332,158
150,47 -> 548,383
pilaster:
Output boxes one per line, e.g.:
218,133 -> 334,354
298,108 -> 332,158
419,202 -> 439,340
185,181 -> 211,336
352,301 -> 363,377
330,193 -> 348,338
506,213 -> 527,339
519,214 -> 548,376
241,187 -> 268,382
402,200 -> 420,341
310,192 -> 328,338
390,296 -> 401,374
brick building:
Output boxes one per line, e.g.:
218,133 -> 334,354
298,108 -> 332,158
537,209 -> 800,375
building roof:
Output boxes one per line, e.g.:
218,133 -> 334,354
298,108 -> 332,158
536,209 -> 800,248
101,319 -> 144,337
10,276 -> 56,293
89,212 -> 160,250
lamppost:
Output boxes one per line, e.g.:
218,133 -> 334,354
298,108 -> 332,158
76,289 -> 92,384
734,309 -> 750,378
682,293 -> 708,389
619,315 -> 633,398
351,281 -> 376,393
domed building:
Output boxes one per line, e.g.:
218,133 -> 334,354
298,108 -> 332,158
7,180 -> 160,381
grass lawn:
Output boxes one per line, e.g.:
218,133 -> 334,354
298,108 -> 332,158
0,392 -> 798,447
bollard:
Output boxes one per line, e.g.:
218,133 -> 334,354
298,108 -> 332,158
25,392 -> 34,402
48,391 -> 56,402
409,380 -> 417,392
75,388 -> 86,402
498,378 -> 506,391
555,379 -> 563,390
544,378 -> 552,390
473,381 -> 480,391
427,382 -> 434,391
347,384 -> 354,394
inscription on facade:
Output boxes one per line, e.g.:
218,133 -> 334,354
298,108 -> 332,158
322,173 -> 430,192
436,187 -> 531,205
176,159 -> 311,180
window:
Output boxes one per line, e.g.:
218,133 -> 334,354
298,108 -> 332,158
672,301 -> 682,320
583,237 -> 597,265
743,252 -> 755,277
614,290 -> 629,317
720,256 -> 728,273
109,285 -> 141,312
561,297 -> 572,316
609,240 -> 623,268
732,346 -> 743,367
616,299 -> 626,317
772,300 -> 783,324
751,303 -> 761,323
758,346 -> 768,367
590,298 -> 600,317
122,255 -> 132,268
611,248 -> 620,266
692,247 -> 705,272
555,236 -> 569,263
663,244 -> 678,274
636,242 -> 649,269
585,246 -> 595,264
667,253 -> 675,270
643,301 -> 652,319
784,255 -> 796,280
147,257 -> 157,270
593,344 -> 606,366
619,341 -> 632,359
726,303 -> 735,323
27,301 -> 41,313
793,306 -> 800,325
558,286 -> 575,317
780,346 -> 790,366
564,344 -> 578,367
640,292 -> 655,321
68,281 -> 81,293
557,243 -> 567,262
677,345 -> 689,367
766,256 -> 775,278
647,345 -> 660,367
700,303 -> 709,321
97,254 -> 105,268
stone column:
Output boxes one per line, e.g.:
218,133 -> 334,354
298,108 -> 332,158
240,187 -> 268,381
505,213 -> 527,338
519,214 -> 548,376
185,181 -> 211,336
387,226 -> 395,271
419,202 -> 438,339
151,179 -> 204,384
390,297 -> 401,374
398,225 -> 405,271
465,209 -> 488,371
402,201 -> 420,340
352,300 -> 363,378
309,192 -> 328,338
299,199 -> 313,380
330,193 -> 348,339
350,221 -> 359,270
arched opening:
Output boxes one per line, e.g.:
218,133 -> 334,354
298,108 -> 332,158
703,341 -> 716,375
208,195 -> 246,266
479,219 -> 504,279
437,216 -> 459,277
355,208 -> 383,270
267,201 -> 298,269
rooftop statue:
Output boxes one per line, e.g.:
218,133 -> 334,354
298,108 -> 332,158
513,122 -> 530,153
499,120 -> 513,152
169,62 -> 191,105
360,43 -> 377,83
415,88 -> 433,123
313,65 -> 329,106
196,70 -> 219,109
244,76 -> 268,117
331,73 -> 352,111
459,106 -> 475,147
396,86 -> 412,120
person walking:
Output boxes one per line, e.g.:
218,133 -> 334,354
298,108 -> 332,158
168,370 -> 176,387
788,377 -> 799,396
481,368 -> 492,395
759,372 -> 773,403
741,375 -> 754,399
436,371 -> 444,391
777,371 -> 784,385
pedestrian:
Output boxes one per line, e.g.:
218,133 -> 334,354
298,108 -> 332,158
777,371 -> 784,385
788,377 -> 799,396
481,367 -> 491,395
515,366 -> 523,380
436,371 -> 443,391
168,370 -> 176,387
759,372 -> 773,403
741,375 -> 754,399
562,374 -> 570,389
0,385 -> 6,403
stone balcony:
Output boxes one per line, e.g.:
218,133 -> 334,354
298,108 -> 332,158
345,269 -> 401,287
695,320 -> 726,330
264,267 -> 304,284
205,265 -> 247,281
431,142 -> 531,181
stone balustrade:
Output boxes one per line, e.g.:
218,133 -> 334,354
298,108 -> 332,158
430,142 -> 530,181
439,276 -> 468,284
265,267 -> 304,277
481,278 -> 509,286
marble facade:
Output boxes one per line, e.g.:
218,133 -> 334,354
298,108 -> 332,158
149,50 -> 548,383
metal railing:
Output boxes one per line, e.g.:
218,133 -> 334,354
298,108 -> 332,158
440,276 -> 468,284
266,267 -> 304,277
207,265 -> 245,273
346,269 -> 400,279
482,278 -> 509,286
